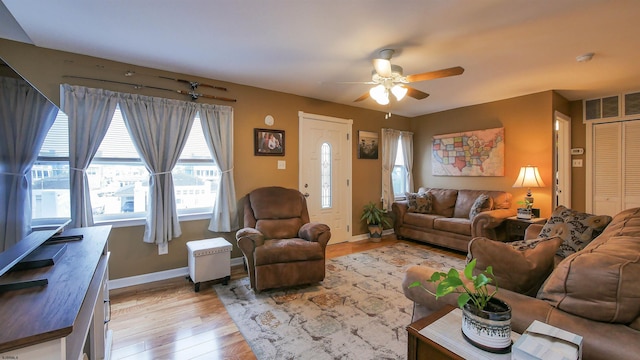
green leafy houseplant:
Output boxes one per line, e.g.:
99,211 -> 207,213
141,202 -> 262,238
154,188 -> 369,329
360,202 -> 392,228
408,258 -> 498,310
517,199 -> 533,209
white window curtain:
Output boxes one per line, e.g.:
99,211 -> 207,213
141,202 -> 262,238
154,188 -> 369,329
381,128 -> 400,211
119,93 -> 198,245
0,77 -> 57,251
400,130 -> 414,194
198,104 -> 238,232
61,84 -> 118,228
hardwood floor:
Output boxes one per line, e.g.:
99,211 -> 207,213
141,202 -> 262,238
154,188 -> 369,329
109,235 -> 465,360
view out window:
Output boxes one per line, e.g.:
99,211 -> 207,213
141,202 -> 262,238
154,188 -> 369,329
33,110 -> 70,220
32,105 -> 219,223
392,140 -> 408,197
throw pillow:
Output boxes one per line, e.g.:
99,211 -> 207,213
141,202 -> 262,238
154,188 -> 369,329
468,194 -> 493,219
405,191 -> 433,214
467,236 -> 564,296
538,205 -> 613,258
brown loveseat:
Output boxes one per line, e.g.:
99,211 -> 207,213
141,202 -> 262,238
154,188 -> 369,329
236,186 -> 331,292
402,207 -> 640,360
392,188 -> 516,252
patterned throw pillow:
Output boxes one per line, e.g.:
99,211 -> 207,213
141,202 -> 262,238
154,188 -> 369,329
469,194 -> 493,219
405,191 -> 433,214
538,205 -> 613,258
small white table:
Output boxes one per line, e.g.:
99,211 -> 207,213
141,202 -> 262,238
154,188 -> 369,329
186,237 -> 232,292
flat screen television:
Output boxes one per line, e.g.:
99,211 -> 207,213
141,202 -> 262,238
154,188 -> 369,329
0,218 -> 71,279
0,60 -> 71,281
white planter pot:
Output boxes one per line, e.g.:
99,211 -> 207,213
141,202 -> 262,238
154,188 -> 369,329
461,298 -> 512,353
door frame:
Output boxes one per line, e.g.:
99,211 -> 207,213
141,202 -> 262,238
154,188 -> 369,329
298,111 -> 352,241
554,111 -> 571,208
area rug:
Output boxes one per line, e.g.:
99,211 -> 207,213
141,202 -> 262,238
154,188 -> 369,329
214,243 -> 465,360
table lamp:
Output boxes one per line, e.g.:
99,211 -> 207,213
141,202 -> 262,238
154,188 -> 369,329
512,165 -> 545,218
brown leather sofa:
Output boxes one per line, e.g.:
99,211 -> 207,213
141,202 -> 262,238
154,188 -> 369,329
236,186 -> 331,292
402,207 -> 640,360
392,188 -> 516,252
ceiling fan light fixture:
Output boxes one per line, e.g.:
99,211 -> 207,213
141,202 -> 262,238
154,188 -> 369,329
370,84 -> 389,105
391,84 -> 407,101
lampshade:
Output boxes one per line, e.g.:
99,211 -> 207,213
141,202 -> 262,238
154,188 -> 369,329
369,84 -> 389,105
512,166 -> 545,189
391,84 -> 407,101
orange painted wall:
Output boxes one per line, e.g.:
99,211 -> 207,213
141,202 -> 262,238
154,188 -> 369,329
411,92 -> 556,218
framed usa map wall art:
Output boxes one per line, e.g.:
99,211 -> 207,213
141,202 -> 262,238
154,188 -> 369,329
432,127 -> 504,176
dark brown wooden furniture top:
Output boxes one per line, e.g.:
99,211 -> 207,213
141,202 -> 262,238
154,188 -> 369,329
0,225 -> 110,353
407,305 -> 463,360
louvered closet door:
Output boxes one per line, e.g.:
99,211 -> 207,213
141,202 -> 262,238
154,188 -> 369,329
593,122 -> 621,216
593,119 -> 640,216
624,121 -> 640,209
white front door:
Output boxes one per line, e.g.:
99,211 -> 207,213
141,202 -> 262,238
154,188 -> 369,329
299,111 -> 352,244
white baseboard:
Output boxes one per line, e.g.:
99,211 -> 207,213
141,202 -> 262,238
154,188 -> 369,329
108,231 -> 394,290
349,229 -> 395,242
109,257 -> 245,290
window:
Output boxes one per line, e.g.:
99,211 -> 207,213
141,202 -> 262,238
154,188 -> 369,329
32,105 -> 219,224
32,110 -> 70,220
392,140 -> 408,197
90,106 -> 219,220
170,113 -> 219,215
321,142 -> 331,208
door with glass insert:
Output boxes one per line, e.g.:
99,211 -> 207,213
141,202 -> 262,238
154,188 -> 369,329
299,112 -> 352,244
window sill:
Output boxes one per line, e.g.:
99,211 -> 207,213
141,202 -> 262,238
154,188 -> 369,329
95,212 -> 212,228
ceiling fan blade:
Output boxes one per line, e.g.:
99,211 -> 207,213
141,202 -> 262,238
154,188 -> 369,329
406,66 -> 464,83
354,92 -> 370,102
406,87 -> 430,100
373,58 -> 392,77
332,81 -> 377,85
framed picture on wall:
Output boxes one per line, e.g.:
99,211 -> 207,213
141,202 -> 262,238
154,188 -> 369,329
254,128 -> 285,156
358,130 -> 379,159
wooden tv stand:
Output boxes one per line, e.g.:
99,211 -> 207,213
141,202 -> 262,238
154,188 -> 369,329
0,225 -> 112,359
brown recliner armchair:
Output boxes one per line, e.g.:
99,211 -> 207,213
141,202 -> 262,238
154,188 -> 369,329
236,186 -> 331,292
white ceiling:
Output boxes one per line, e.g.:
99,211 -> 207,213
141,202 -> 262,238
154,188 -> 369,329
2,0 -> 640,117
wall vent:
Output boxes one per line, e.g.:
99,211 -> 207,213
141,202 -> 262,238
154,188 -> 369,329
625,92 -> 640,116
584,96 -> 618,120
602,96 -> 619,118
584,91 -> 640,122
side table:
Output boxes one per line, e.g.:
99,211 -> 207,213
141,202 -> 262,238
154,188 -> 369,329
505,216 -> 547,241
407,305 -> 520,360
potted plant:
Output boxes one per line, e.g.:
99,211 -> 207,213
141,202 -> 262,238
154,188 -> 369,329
360,201 -> 392,242
516,199 -> 533,219
408,259 -> 512,353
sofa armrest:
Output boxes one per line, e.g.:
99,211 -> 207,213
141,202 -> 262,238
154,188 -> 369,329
471,208 -> 517,238
392,200 -> 409,230
299,222 -> 331,249
403,265 -> 462,313
236,227 -> 264,254
524,223 -> 544,240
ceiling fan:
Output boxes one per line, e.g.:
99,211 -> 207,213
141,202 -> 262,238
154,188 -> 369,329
354,49 -> 464,105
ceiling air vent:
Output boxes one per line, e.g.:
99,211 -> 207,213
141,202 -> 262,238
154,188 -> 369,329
625,92 -> 640,116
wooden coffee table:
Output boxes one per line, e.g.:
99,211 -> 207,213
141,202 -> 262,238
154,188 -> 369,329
407,305 -> 520,360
